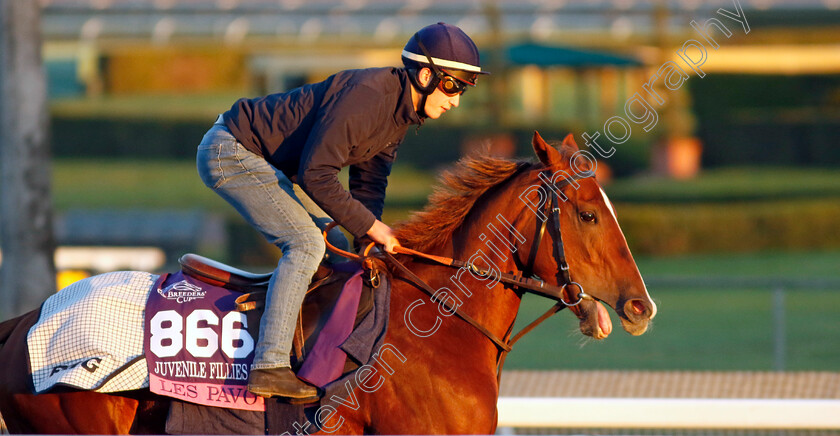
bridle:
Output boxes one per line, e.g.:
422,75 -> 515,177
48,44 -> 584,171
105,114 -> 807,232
519,168 -> 596,307
325,167 -> 597,373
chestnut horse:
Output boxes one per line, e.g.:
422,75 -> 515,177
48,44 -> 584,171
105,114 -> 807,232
0,132 -> 656,434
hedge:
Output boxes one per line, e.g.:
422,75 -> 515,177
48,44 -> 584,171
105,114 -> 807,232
616,199 -> 840,255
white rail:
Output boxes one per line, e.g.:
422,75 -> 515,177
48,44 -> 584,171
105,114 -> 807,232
497,397 -> 840,430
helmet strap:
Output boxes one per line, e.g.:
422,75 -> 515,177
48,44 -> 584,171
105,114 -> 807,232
406,32 -> 445,95
416,93 -> 430,118
407,68 -> 437,96
406,67 -> 437,118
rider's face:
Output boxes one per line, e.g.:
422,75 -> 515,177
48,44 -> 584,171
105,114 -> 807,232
423,87 -> 460,120
415,67 -> 462,120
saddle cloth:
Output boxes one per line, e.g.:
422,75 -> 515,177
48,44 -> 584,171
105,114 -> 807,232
27,271 -> 156,393
145,271 -> 266,411
26,260 -> 388,413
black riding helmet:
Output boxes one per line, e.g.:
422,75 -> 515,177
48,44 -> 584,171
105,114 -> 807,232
401,22 -> 488,116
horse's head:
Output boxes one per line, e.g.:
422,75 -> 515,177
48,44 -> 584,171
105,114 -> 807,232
517,131 -> 656,339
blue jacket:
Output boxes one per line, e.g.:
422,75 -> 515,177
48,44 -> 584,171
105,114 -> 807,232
222,67 -> 421,238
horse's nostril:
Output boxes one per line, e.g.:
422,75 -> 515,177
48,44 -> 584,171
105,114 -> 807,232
630,300 -> 646,315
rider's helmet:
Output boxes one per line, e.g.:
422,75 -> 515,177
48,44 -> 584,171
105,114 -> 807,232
401,22 -> 487,112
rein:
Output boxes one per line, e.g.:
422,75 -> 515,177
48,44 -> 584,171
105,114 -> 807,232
322,169 -> 596,370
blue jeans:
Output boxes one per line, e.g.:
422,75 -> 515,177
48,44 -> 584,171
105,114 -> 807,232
196,120 -> 350,369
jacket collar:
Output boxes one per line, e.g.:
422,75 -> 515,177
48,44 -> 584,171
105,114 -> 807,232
395,68 -> 424,126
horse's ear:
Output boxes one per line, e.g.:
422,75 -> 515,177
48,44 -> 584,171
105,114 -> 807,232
561,133 -> 580,150
532,131 -> 562,166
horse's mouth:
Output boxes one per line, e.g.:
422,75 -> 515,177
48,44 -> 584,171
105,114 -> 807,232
571,299 -> 613,340
572,297 -> 653,339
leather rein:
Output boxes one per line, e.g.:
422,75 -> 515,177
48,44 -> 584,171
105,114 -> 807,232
324,168 -> 596,363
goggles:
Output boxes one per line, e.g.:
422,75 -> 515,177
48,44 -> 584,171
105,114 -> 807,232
437,73 -> 470,96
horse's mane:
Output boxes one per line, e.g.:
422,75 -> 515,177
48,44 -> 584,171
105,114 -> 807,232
394,153 -> 531,252
395,141 -> 586,252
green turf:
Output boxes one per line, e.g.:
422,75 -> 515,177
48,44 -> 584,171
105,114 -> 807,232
52,159 -> 435,214
52,158 -> 227,212
503,250 -> 840,370
505,286 -> 840,371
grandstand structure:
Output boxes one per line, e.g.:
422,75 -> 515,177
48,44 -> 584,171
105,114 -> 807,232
38,0 -> 840,143
39,0 -> 840,89
38,0 -> 840,45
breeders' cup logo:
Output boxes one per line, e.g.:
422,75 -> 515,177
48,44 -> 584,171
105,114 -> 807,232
158,280 -> 206,303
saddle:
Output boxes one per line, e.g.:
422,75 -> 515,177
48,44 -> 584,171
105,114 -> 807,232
177,253 -> 375,370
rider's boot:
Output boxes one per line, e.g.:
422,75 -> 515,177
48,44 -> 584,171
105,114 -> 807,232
248,367 -> 318,399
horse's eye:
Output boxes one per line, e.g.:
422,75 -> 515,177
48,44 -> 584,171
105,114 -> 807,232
579,211 -> 597,223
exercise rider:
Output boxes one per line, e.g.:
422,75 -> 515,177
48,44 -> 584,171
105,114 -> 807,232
196,22 -> 487,399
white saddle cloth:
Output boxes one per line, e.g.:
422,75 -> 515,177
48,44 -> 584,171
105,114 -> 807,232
27,271 -> 157,393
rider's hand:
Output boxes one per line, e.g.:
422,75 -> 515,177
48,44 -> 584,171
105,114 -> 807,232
366,220 -> 401,254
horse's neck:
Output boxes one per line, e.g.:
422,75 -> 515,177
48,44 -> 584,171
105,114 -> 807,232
413,202 -> 526,350
456,207 -> 525,325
